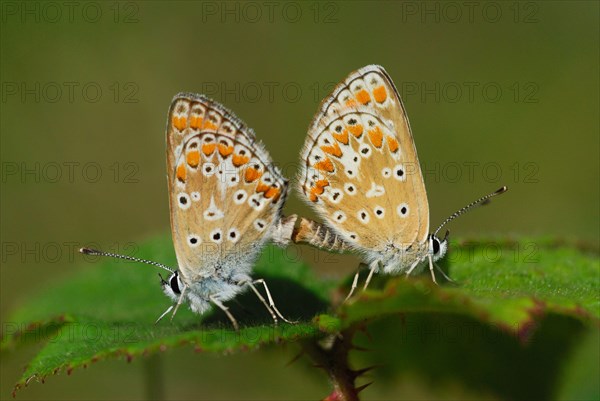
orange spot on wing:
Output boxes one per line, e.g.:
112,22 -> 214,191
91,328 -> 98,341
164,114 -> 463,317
314,158 -> 334,173
190,116 -> 203,129
387,136 -> 399,153
348,124 -> 363,138
373,85 -> 387,103
309,192 -> 318,202
345,99 -> 357,107
186,150 -> 200,167
315,179 -> 329,190
312,185 -> 325,196
172,116 -> 187,131
332,130 -> 349,145
202,143 -> 216,156
232,154 -> 250,167
203,120 -> 218,130
356,89 -> 371,105
218,144 -> 234,157
245,167 -> 262,183
176,163 -> 186,182
320,142 -> 343,158
368,126 -> 384,148
264,187 -> 280,199
256,181 -> 270,194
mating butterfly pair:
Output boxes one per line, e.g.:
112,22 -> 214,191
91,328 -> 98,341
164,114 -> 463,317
82,65 -> 506,329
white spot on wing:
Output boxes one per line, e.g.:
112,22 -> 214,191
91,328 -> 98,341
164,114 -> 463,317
254,219 -> 267,232
204,196 -> 224,221
366,182 -> 385,198
227,228 -> 240,243
328,188 -> 343,204
357,209 -> 370,224
332,211 -> 347,223
177,192 -> 191,210
187,234 -> 201,247
233,189 -> 247,204
344,183 -> 356,195
374,206 -> 385,219
393,164 -> 406,181
209,228 -> 223,243
397,203 -> 409,218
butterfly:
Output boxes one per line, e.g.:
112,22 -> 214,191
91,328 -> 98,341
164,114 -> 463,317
291,65 -> 507,299
81,93 -> 297,330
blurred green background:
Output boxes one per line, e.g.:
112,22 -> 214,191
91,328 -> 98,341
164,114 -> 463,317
1,1 -> 598,399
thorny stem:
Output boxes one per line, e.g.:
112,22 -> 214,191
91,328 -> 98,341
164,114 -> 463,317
302,327 -> 364,401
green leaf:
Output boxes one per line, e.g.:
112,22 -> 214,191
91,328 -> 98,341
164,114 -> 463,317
2,235 -> 598,398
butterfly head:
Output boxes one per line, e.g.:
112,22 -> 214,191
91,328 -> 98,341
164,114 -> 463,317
159,270 -> 183,302
428,231 -> 448,262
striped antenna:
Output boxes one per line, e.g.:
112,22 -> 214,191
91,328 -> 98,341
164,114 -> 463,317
79,247 -> 175,274
433,186 -> 508,236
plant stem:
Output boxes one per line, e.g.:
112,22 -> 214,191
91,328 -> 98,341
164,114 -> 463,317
302,328 -> 360,401
143,353 -> 165,400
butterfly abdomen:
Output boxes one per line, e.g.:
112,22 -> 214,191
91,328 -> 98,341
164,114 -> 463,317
292,217 -> 350,253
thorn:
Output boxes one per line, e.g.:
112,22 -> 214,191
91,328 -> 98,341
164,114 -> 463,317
356,381 -> 374,393
351,365 -> 377,378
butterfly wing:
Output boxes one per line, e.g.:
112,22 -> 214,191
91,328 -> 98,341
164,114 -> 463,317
167,94 -> 289,282
298,65 -> 429,253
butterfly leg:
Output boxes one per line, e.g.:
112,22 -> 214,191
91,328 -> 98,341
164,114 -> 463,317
243,280 -> 279,325
155,305 -> 174,325
362,260 -> 380,291
405,259 -> 420,277
253,279 -> 296,324
433,262 -> 456,283
170,285 -> 188,321
343,268 -> 362,303
428,255 -> 438,285
210,295 -> 239,331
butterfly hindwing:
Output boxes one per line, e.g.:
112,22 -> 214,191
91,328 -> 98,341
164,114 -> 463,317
299,65 -> 429,253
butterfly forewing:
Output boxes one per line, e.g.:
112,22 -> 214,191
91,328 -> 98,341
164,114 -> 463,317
167,94 -> 288,281
299,65 -> 429,252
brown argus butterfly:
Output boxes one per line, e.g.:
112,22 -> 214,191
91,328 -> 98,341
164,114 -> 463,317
292,65 -> 507,300
82,93 -> 297,329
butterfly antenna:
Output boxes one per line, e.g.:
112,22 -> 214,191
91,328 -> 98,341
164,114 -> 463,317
433,186 -> 508,236
79,247 -> 175,273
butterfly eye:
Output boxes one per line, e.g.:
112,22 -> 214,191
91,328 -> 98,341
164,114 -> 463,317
169,273 -> 181,295
432,237 -> 441,254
